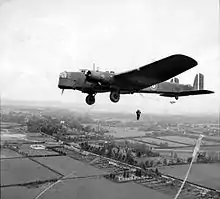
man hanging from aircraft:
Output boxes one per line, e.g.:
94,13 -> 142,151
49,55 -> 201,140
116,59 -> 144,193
58,54 -> 214,105
136,109 -> 141,120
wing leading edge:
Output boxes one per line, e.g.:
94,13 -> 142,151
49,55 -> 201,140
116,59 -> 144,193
114,54 -> 197,89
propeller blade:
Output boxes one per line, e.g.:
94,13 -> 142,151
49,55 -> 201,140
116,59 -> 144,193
139,93 -> 145,98
61,89 -> 64,95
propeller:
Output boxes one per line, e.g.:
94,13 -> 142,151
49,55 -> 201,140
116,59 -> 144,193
61,89 -> 64,95
139,93 -> 145,98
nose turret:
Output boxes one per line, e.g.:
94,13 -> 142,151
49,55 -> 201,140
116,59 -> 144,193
58,71 -> 73,89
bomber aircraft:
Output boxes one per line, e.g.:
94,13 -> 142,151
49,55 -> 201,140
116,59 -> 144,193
58,54 -> 214,105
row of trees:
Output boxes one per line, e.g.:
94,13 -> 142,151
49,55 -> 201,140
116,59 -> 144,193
80,141 -> 137,165
80,141 -> 161,167
26,115 -> 110,136
26,114 -> 86,135
2,112 -> 27,125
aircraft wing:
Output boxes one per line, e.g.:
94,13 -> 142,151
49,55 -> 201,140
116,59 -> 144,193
159,90 -> 214,97
114,54 -> 197,89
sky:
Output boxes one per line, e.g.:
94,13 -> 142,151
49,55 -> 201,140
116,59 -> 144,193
0,0 -> 219,114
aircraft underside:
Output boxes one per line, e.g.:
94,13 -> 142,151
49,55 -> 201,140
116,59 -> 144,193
85,91 -> 121,105
84,91 -> 179,105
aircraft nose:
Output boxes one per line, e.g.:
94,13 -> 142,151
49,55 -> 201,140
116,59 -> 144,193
58,71 -> 73,89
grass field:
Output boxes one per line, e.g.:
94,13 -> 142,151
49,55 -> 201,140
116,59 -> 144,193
1,130 -> 26,141
0,186 -> 44,199
159,136 -> 217,146
174,145 -> 220,151
1,122 -> 21,128
135,137 -> 186,147
109,127 -> 147,138
1,158 -> 60,186
33,156 -> 107,176
18,144 -> 59,156
160,163 -> 220,190
159,151 -> 192,159
25,133 -> 56,142
0,148 -> 23,158
30,177 -> 171,199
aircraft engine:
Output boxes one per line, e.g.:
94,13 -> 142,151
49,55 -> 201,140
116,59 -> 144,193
85,70 -> 113,84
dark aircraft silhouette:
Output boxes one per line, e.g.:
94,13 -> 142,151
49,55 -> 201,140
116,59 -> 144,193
58,54 -> 214,105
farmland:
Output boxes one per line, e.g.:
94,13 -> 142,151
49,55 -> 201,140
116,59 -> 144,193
159,163 -> 220,190
0,186 -> 44,199
25,132 -> 56,142
159,136 -> 217,146
33,156 -> 107,176
108,127 -> 147,138
18,144 -> 59,156
0,148 -> 23,158
1,158 -> 60,186
134,137 -> 187,147
173,145 -> 220,152
30,177 -> 171,199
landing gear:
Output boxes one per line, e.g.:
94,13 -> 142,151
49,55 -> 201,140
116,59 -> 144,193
85,94 -> 95,105
175,96 -> 179,100
110,91 -> 120,103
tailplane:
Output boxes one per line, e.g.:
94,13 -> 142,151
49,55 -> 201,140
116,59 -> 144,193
193,73 -> 204,90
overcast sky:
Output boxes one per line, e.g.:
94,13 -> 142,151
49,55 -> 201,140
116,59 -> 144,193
0,0 -> 219,114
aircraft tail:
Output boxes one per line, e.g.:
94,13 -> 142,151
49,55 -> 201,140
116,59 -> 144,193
193,73 -> 204,90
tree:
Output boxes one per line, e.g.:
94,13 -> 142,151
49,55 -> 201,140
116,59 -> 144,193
173,152 -> 178,159
176,158 -> 181,164
106,148 -> 112,158
136,151 -> 142,158
155,168 -> 160,175
163,158 -> 167,166
145,160 -> 150,167
149,160 -> 154,167
187,157 -> 192,164
139,161 -> 146,170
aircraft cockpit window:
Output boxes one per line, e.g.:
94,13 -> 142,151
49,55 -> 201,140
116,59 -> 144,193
60,71 -> 68,78
80,69 -> 88,74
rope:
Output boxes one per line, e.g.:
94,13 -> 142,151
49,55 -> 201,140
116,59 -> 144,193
174,134 -> 204,199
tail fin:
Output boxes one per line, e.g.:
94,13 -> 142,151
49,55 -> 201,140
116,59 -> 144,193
193,73 -> 204,90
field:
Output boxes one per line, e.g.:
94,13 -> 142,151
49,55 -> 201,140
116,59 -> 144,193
33,156 -> 107,176
0,186 -> 44,199
18,144 -> 59,156
1,122 -> 21,128
0,148 -> 23,158
19,177 -> 171,199
0,178 -> 171,199
160,163 -> 220,190
25,133 -> 56,142
159,136 -> 217,146
1,130 -> 26,141
1,158 -> 61,186
126,139 -> 159,148
134,137 -> 186,147
109,127 -> 147,138
158,151 -> 192,159
174,145 -> 220,152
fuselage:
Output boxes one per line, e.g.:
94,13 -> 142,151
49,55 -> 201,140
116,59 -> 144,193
58,70 -> 194,95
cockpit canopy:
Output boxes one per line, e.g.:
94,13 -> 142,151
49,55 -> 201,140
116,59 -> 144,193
79,69 -> 88,74
59,71 -> 68,78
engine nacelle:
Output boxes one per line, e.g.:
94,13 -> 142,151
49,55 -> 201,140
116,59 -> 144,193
85,70 -> 113,84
